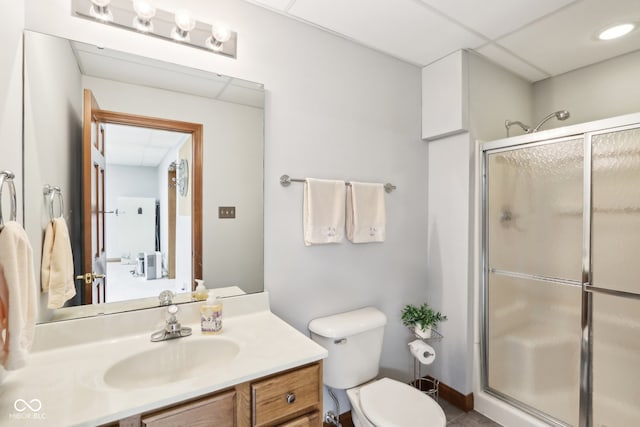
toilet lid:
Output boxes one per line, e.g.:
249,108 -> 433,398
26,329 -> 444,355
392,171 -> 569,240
359,378 -> 446,427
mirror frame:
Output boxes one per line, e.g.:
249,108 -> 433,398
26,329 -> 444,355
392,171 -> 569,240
88,109 -> 203,296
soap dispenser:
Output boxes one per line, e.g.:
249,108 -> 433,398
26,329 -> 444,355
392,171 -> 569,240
193,279 -> 208,301
201,290 -> 223,334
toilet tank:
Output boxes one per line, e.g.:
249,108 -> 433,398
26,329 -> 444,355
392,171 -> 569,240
308,307 -> 387,389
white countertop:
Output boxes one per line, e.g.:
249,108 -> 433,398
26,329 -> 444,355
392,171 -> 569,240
0,292 -> 327,426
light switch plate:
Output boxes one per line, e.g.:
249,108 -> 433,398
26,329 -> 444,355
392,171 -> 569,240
219,206 -> 236,219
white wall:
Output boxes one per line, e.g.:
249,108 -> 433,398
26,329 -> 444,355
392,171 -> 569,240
105,164 -> 159,259
0,1 -> 23,225
426,132 -> 474,393
533,49 -> 640,128
22,30 -> 84,320
423,51 -> 533,395
22,2 -> 426,415
468,51 -> 533,142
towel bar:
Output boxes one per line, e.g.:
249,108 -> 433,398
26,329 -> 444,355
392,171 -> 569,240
280,174 -> 396,193
0,170 -> 17,228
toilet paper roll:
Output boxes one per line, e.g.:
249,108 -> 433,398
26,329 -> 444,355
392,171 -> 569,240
408,339 -> 436,365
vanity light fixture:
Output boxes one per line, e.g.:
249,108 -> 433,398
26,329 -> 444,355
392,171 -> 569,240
72,0 -> 238,58
171,9 -> 196,42
132,0 -> 156,33
597,23 -> 635,40
89,0 -> 113,22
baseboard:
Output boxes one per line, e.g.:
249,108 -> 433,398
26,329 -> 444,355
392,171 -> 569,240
426,375 -> 474,412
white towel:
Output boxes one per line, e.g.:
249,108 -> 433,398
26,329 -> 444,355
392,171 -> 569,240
303,178 -> 346,246
0,221 -> 38,370
346,182 -> 386,243
41,217 -> 76,309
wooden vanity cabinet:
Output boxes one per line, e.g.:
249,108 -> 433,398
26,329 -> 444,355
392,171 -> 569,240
105,361 -> 322,427
251,362 -> 322,427
142,390 -> 236,427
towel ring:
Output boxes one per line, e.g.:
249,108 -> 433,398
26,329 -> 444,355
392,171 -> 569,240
43,184 -> 64,220
0,171 -> 17,228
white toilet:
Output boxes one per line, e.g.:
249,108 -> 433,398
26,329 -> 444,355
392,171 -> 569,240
309,307 -> 446,427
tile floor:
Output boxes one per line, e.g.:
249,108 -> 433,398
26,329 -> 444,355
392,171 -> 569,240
439,399 -> 502,426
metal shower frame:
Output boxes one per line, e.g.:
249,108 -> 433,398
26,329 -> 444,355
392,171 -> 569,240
479,111 -> 640,427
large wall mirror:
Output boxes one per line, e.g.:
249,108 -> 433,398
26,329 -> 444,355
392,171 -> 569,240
23,31 -> 264,323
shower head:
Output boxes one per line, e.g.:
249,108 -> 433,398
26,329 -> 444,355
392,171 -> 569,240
532,110 -> 571,132
555,110 -> 570,121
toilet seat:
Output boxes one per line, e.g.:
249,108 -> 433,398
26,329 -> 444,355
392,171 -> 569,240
358,378 -> 446,427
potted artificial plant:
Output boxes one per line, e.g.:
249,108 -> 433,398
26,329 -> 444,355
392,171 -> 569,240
401,303 -> 447,339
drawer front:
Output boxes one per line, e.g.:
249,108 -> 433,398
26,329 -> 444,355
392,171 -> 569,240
277,411 -> 320,427
142,390 -> 236,427
252,364 -> 320,427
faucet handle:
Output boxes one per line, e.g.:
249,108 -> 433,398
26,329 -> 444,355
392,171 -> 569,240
167,304 -> 179,315
158,290 -> 175,306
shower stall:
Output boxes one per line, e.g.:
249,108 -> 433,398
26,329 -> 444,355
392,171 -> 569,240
481,113 -> 640,427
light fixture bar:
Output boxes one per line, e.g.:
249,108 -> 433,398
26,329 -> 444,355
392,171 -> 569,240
71,0 -> 237,59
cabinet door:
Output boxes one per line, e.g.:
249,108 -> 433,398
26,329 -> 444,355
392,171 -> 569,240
142,390 -> 236,427
252,363 -> 320,427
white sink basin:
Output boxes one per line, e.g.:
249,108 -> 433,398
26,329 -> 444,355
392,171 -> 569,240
103,337 -> 240,389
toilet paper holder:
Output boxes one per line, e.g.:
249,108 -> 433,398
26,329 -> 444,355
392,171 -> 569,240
409,328 -> 443,400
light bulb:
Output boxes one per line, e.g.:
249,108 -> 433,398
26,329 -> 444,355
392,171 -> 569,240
133,0 -> 156,20
171,9 -> 196,41
206,22 -> 232,52
211,22 -> 232,43
90,0 -> 113,22
133,0 -> 156,32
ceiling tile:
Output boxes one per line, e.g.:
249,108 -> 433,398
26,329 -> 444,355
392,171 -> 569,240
497,0 -> 640,76
475,43 -> 550,82
218,84 -> 265,108
288,0 -> 485,65
419,0 -> 578,40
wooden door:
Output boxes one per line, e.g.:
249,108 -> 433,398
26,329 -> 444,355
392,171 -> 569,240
82,89 -> 107,304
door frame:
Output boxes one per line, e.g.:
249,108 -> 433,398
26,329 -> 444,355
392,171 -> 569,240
92,109 -> 203,292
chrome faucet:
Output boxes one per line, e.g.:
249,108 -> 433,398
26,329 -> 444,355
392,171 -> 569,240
158,290 -> 174,306
151,304 -> 192,342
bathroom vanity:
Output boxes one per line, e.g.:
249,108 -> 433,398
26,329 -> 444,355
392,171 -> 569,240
106,361 -> 322,427
0,293 -> 327,427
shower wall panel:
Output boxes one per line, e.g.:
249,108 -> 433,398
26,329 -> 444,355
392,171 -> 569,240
590,127 -> 640,424
487,273 -> 580,426
487,139 -> 583,282
485,138 -> 583,426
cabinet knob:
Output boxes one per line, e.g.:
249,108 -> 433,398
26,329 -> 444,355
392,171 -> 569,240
286,392 -> 296,404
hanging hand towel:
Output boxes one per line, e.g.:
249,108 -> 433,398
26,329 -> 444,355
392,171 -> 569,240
41,217 -> 76,309
0,221 -> 38,370
303,178 -> 346,246
346,182 -> 386,243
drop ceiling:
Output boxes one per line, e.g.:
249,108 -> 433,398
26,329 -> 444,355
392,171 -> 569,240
105,124 -> 189,167
243,0 -> 640,82
71,41 -> 265,108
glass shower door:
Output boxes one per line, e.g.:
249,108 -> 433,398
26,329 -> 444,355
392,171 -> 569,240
484,139 -> 584,426
589,127 -> 640,426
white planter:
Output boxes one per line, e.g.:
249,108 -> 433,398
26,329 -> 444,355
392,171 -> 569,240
414,324 -> 432,339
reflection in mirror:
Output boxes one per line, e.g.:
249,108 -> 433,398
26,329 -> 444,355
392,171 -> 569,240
23,31 -> 265,323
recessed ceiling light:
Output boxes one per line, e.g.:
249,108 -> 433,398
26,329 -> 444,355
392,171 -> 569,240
598,23 -> 635,40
